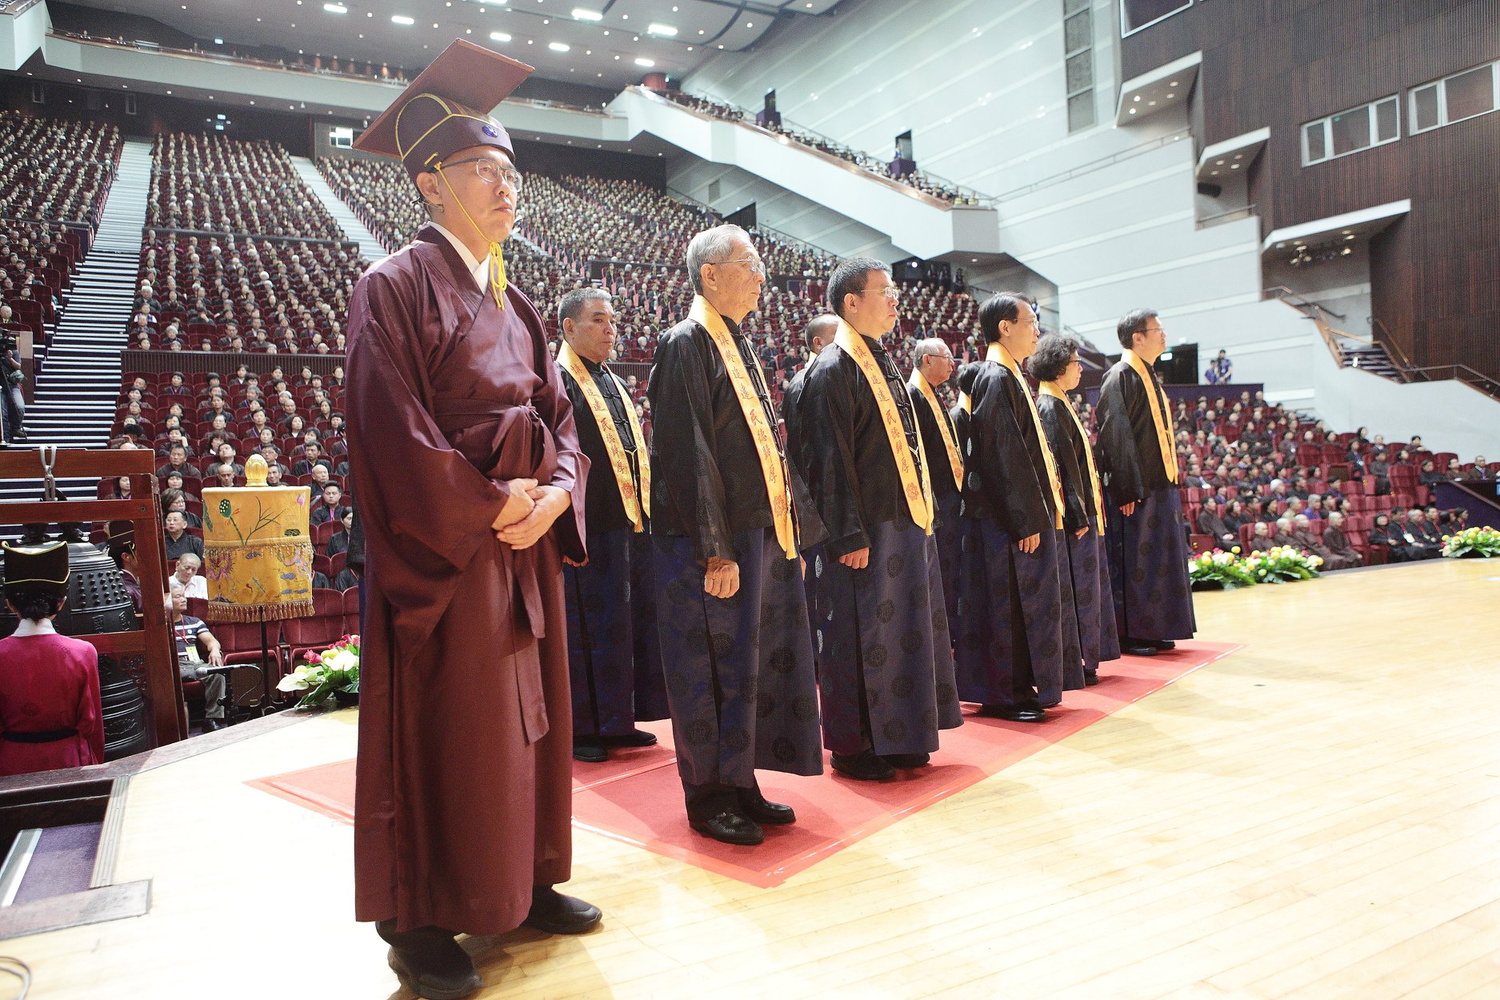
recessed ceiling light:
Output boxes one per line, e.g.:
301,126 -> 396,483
1128,108 -> 1137,114
648,23 -> 678,36
490,31 -> 512,42
549,41 -> 570,51
1169,80 -> 1179,86
635,57 -> 654,67
323,2 -> 346,12
391,14 -> 414,24
572,7 -> 601,20
1133,95 -> 1141,102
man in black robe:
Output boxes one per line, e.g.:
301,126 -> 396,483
554,287 -> 668,764
782,313 -> 838,671
1094,308 -> 1197,656
649,223 -> 824,846
954,294 -> 1077,722
907,337 -> 963,644
795,260 -> 961,780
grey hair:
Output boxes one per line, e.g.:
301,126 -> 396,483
685,224 -> 750,294
913,338 -> 952,363
557,286 -> 612,326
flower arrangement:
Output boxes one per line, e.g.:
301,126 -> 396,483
1242,545 -> 1322,583
1441,525 -> 1500,558
1189,547 -> 1258,589
277,634 -> 360,709
1188,545 -> 1321,588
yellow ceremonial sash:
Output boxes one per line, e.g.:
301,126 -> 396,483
907,370 -> 964,491
834,320 -> 933,534
987,342 -> 1065,530
557,342 -> 649,531
1039,381 -> 1105,536
1122,349 -> 1180,484
688,296 -> 797,559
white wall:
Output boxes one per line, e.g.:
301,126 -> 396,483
0,2 -> 46,72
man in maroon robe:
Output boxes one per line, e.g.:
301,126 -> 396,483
347,40 -> 599,1000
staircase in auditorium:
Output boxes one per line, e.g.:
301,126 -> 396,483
22,140 -> 151,452
0,139 -> 151,523
291,158 -> 387,267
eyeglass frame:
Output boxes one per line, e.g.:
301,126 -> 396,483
438,156 -> 525,191
712,256 -> 767,278
859,283 -> 901,301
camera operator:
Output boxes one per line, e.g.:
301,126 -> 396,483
0,327 -> 25,444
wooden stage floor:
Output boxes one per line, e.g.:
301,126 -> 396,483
10,558 -> 1500,999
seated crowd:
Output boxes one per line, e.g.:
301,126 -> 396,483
1165,391 -> 1486,569
125,232 -> 366,353
146,133 -> 344,240
0,111 -> 121,228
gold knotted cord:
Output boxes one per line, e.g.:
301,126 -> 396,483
1038,381 -> 1106,536
433,162 -> 508,309
558,342 -> 649,531
688,296 -> 797,559
987,342 -> 1065,530
907,369 -> 964,493
835,321 -> 933,534
1122,349 -> 1180,484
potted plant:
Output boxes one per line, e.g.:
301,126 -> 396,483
1441,526 -> 1500,558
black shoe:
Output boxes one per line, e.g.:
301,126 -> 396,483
736,787 -> 796,825
572,739 -> 607,763
377,922 -> 481,1000
1084,669 -> 1100,687
600,729 -> 658,747
1146,639 -> 1176,651
523,886 -> 602,934
831,749 -> 897,781
202,718 -> 226,733
881,752 -> 930,769
689,809 -> 764,845
1122,639 -> 1158,656
978,703 -> 1047,723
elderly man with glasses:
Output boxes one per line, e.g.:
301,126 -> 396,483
648,223 -> 825,846
907,336 -> 965,645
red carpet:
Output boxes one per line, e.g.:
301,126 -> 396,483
249,640 -> 1239,887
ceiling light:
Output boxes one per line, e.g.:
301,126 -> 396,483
1133,95 -> 1141,102
635,57 -> 654,67
648,23 -> 678,36
1128,108 -> 1137,114
549,41 -> 570,51
323,2 -> 346,11
391,14 -> 414,24
572,7 -> 602,20
477,0 -> 507,4
490,31 -> 512,41
1169,80 -> 1179,86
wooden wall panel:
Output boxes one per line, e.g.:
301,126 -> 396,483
1122,0 -> 1500,376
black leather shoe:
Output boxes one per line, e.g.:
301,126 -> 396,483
1122,639 -> 1158,656
978,704 -> 1047,723
1084,669 -> 1100,687
736,787 -> 796,825
1146,639 -> 1176,651
572,739 -> 607,763
831,749 -> 897,781
377,922 -> 481,1000
600,729 -> 658,747
523,886 -> 602,935
689,809 -> 764,845
881,752 -> 930,769
202,718 -> 226,733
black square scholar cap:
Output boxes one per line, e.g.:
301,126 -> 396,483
354,39 -> 534,182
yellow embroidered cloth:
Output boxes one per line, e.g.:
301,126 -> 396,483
558,342 -> 650,531
987,342 -> 1065,530
201,481 -> 314,622
1121,349 -> 1180,484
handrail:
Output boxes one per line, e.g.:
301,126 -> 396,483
994,128 -> 1192,201
1368,317 -> 1418,373
1262,285 -> 1347,321
664,187 -> 844,265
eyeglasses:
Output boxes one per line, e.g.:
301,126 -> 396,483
714,256 -> 766,277
440,156 -> 524,191
861,285 -> 900,301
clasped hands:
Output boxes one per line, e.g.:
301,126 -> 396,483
492,477 -> 570,550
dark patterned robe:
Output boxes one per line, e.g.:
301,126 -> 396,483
954,359 -> 1070,707
1095,360 -> 1196,641
796,336 -> 961,756
909,376 -> 963,641
558,357 -> 668,738
647,309 -> 824,811
347,226 -> 588,935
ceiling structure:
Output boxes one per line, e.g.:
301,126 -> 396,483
76,0 -> 843,90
